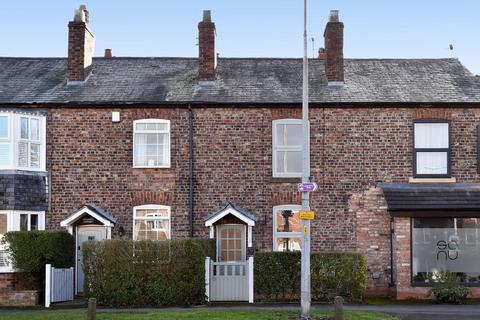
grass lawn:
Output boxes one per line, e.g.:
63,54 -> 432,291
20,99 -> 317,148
0,309 -> 399,320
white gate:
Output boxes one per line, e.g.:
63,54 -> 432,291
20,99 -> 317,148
45,264 -> 74,307
209,260 -> 249,301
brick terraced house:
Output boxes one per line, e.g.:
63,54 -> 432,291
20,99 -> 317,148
1,6 -> 480,302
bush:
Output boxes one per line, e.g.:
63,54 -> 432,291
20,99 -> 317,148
2,231 -> 74,291
254,251 -> 367,302
430,272 -> 470,303
83,238 -> 215,307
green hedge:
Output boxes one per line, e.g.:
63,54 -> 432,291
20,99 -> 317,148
3,231 -> 74,272
254,251 -> 367,302
83,238 -> 215,307
2,231 -> 74,291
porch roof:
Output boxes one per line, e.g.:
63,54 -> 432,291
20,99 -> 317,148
60,203 -> 117,227
379,183 -> 480,215
205,203 -> 257,227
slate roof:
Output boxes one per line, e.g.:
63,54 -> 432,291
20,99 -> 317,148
0,57 -> 479,105
84,203 -> 118,224
379,183 -> 480,212
204,202 -> 257,223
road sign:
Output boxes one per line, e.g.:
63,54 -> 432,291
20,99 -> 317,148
299,210 -> 315,220
298,182 -> 318,192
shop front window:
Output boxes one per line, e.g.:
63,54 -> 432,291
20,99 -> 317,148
412,217 -> 480,284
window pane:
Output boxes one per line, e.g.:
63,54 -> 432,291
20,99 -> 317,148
276,123 -> 302,146
0,214 -> 7,236
276,209 -> 301,232
276,151 -> 302,174
134,219 -> 169,240
30,118 -> 39,141
0,144 -> 10,166
30,214 -> 38,231
416,152 -> 447,175
30,144 -> 40,168
413,218 -> 480,284
20,117 -> 29,139
135,208 -> 169,218
18,142 -> 28,167
136,122 -> 168,131
414,123 -> 449,149
275,237 -> 302,252
20,214 -> 28,231
0,116 -> 8,138
134,132 -> 167,167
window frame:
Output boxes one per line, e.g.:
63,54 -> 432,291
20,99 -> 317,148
133,119 -> 171,169
132,204 -> 171,241
0,112 -> 46,172
272,205 -> 302,251
272,119 -> 304,178
413,120 -> 451,178
0,210 -> 45,273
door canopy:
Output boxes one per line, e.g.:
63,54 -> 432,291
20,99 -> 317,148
60,203 -> 117,228
205,202 -> 257,227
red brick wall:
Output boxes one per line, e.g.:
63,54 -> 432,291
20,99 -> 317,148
40,105 -> 480,298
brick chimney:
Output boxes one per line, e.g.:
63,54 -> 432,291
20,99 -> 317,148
68,5 -> 95,83
198,10 -> 216,82
324,10 -> 344,83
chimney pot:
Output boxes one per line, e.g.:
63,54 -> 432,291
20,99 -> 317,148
203,10 -> 212,22
318,48 -> 326,60
104,49 -> 112,58
329,10 -> 339,22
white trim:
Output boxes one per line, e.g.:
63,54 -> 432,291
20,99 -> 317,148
247,225 -> 252,247
209,226 -> 214,239
133,119 -> 171,168
133,204 -> 171,241
60,207 -> 114,228
248,256 -> 254,303
45,263 -> 51,308
205,207 -> 256,227
272,205 -> 302,251
272,119 -> 305,178
205,256 -> 211,302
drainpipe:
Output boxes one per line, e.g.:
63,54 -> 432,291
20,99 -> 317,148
389,216 -> 395,287
188,104 -> 194,238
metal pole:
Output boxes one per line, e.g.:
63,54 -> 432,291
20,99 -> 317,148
301,0 -> 311,318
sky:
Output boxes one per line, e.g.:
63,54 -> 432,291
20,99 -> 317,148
0,0 -> 479,74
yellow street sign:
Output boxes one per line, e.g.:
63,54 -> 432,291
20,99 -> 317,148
299,210 -> 315,220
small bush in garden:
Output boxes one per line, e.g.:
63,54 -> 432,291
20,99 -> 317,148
430,272 -> 470,303
83,238 -> 215,307
2,231 -> 74,292
254,251 -> 367,302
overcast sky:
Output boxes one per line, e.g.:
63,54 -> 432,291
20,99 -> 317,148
1,0 -> 478,74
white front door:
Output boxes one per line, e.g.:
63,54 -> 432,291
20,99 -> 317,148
217,224 -> 246,262
76,226 -> 106,294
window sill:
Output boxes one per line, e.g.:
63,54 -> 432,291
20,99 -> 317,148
133,166 -> 171,169
409,177 -> 456,183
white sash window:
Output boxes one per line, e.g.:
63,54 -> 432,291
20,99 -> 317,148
414,121 -> 450,177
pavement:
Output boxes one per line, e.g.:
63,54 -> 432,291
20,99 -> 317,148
2,303 -> 480,320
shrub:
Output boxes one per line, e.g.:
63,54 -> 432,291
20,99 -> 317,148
254,251 -> 367,302
83,238 -> 215,307
2,231 -> 74,291
430,272 -> 470,303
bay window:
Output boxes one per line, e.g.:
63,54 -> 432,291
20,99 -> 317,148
133,205 -> 171,241
272,119 -> 303,177
0,112 -> 46,171
273,205 -> 302,251
133,119 -> 170,168
413,121 -> 450,177
412,217 -> 480,285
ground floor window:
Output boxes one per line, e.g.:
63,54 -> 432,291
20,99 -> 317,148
133,205 -> 171,241
273,205 -> 302,252
0,211 -> 45,271
412,217 -> 480,284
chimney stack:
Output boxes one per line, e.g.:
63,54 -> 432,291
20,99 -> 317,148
198,10 -> 216,82
318,48 -> 326,60
68,5 -> 95,83
104,49 -> 112,58
324,10 -> 344,83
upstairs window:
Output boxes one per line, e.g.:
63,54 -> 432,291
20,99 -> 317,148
273,119 -> 303,177
133,119 -> 170,168
0,112 -> 46,171
414,121 -> 450,177
133,205 -> 171,241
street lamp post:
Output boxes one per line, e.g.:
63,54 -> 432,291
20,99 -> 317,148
300,0 -> 311,318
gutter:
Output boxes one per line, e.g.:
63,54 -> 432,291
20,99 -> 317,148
188,103 -> 195,238
389,216 -> 395,287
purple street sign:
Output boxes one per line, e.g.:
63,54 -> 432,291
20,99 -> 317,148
298,182 -> 318,192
